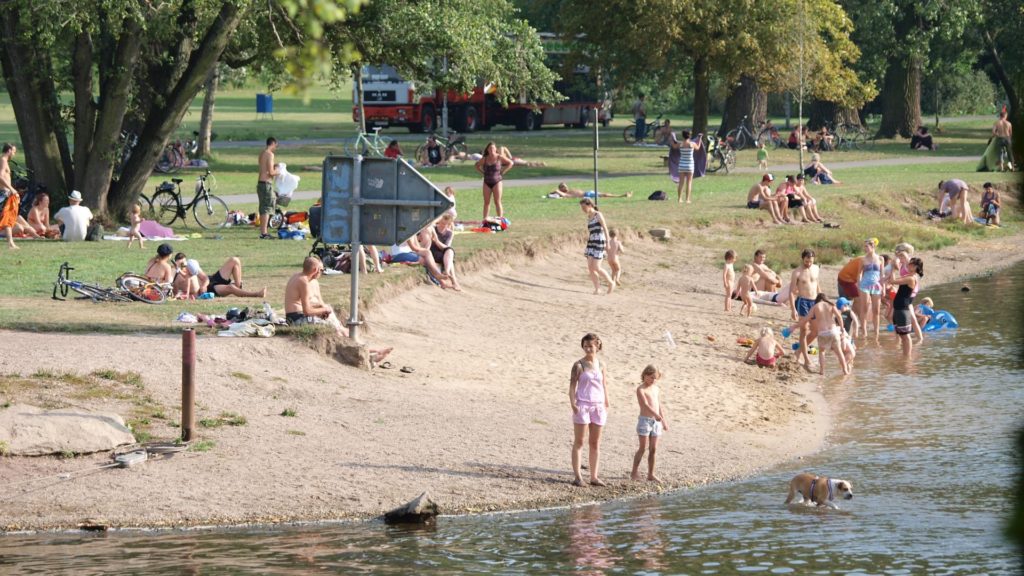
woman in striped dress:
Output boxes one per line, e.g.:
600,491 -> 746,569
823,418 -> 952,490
672,130 -> 702,204
580,198 -> 615,294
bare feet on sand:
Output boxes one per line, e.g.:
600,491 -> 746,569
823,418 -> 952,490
370,347 -> 393,364
606,281 -> 616,295
590,478 -> 607,487
648,475 -> 662,483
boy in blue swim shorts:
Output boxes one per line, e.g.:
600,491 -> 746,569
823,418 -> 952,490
631,365 -> 668,482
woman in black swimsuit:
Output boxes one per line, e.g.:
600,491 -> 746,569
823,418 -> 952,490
889,256 -> 923,356
474,142 -> 513,223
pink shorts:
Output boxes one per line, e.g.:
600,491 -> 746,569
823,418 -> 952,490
573,401 -> 607,426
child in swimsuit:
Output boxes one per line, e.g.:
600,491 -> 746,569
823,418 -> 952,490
570,333 -> 609,487
606,228 -> 625,285
734,264 -> 759,317
126,202 -> 145,249
631,364 -> 668,482
745,327 -> 785,369
723,250 -> 736,312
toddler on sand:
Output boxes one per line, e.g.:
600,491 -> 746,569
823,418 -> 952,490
723,250 -> 736,312
745,327 -> 785,369
607,228 -> 625,285
733,264 -> 759,317
126,202 -> 145,249
631,364 -> 668,482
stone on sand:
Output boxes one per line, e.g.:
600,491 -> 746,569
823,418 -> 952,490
0,404 -> 136,456
649,228 -> 671,240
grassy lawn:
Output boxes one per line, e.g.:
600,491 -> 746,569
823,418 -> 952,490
0,84 -> 1018,333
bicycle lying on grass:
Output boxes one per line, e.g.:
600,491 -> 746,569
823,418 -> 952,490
52,262 -> 170,304
141,170 -> 228,230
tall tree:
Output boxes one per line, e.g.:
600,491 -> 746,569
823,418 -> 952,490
325,0 -> 561,128
559,0 -> 872,135
0,0 -> 356,219
842,0 -> 980,138
981,0 -> 1024,166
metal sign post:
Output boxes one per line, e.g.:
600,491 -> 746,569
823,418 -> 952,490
593,107 -> 600,206
320,156 -> 455,340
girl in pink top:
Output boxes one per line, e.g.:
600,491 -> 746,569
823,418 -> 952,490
569,332 -> 609,487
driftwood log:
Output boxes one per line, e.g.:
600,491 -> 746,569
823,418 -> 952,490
384,492 -> 439,525
649,228 -> 672,240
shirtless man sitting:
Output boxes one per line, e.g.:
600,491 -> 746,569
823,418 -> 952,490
284,257 -> 343,334
788,293 -> 850,376
751,249 -> 782,292
746,174 -> 783,224
788,248 -> 820,370
548,182 -> 632,199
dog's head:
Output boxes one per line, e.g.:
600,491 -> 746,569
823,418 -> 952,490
834,479 -> 854,500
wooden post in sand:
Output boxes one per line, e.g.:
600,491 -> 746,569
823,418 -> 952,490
181,329 -> 196,442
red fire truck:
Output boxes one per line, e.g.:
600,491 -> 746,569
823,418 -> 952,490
353,39 -> 610,133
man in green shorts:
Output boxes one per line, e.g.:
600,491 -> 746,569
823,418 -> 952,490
257,136 -> 279,239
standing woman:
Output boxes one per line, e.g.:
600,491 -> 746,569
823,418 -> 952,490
889,256 -> 924,356
856,238 -> 885,338
580,198 -> 616,294
569,333 -> 609,487
475,142 -> 513,222
673,130 -> 702,204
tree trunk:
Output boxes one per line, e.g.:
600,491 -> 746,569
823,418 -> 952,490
877,56 -> 922,138
984,29 -> 1021,167
197,65 -> 219,158
108,3 -> 243,218
355,65 -> 366,134
691,56 -> 710,135
0,11 -> 69,201
718,75 -> 765,136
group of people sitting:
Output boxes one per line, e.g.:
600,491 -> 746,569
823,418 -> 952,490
143,242 -> 268,299
745,173 -> 825,225
0,188 -> 95,249
933,179 -> 1002,226
788,125 -> 834,152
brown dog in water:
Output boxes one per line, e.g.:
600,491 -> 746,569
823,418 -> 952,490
785,473 -> 854,509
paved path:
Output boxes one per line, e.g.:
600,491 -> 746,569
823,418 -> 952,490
216,155 -> 977,205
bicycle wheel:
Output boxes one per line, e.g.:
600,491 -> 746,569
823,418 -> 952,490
450,141 -> 468,158
70,283 -> 128,303
154,146 -> 180,174
724,149 -> 737,173
724,129 -> 742,151
193,193 -> 229,229
623,124 -> 637,144
117,273 -> 168,304
139,194 -> 157,220
706,150 -> 724,173
268,211 -> 284,230
150,191 -> 181,226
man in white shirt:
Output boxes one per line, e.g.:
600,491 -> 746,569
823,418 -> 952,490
53,190 -> 93,241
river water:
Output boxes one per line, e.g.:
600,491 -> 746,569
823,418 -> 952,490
2,264 -> 1022,575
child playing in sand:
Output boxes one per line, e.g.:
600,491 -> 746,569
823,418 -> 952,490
607,228 -> 625,285
126,202 -> 145,249
723,250 -> 737,312
733,264 -> 759,317
570,333 -> 609,487
744,327 -> 785,369
757,141 -> 769,170
631,364 -> 668,482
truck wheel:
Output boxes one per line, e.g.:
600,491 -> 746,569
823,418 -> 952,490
515,110 -> 531,131
410,105 -> 435,133
462,106 -> 478,133
573,107 -> 591,129
525,111 -> 542,131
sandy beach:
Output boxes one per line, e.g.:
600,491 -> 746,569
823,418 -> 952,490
1,230 -> 1022,532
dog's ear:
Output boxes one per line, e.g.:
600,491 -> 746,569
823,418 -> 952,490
837,482 -> 849,490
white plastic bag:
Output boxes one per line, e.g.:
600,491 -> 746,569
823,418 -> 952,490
274,162 -> 300,197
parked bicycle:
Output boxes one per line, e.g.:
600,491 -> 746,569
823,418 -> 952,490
623,114 -> 664,144
343,127 -> 388,157
835,123 -> 875,151
413,131 -> 468,163
705,135 -> 736,174
144,170 -> 228,229
154,132 -> 200,174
